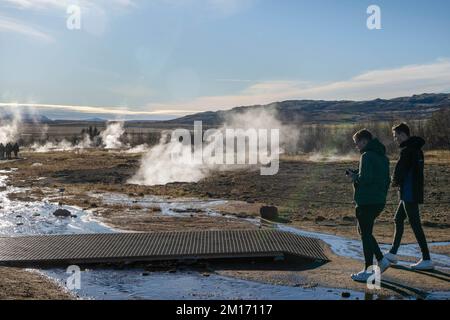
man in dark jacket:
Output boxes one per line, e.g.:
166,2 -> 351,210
348,129 -> 391,282
0,143 -> 4,160
384,123 -> 433,270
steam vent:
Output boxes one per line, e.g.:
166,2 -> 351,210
0,230 -> 328,267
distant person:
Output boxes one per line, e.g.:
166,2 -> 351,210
0,143 -> 4,160
13,142 -> 19,158
384,123 -> 433,270
347,129 -> 391,282
5,143 -> 12,160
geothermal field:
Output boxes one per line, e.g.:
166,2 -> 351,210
0,116 -> 449,300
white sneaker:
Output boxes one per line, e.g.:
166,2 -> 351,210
384,252 -> 398,264
378,257 -> 391,273
351,270 -> 373,282
411,259 -> 434,270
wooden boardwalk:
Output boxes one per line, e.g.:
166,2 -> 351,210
0,229 -> 328,266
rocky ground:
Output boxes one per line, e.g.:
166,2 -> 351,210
0,149 -> 449,299
5,150 -> 449,242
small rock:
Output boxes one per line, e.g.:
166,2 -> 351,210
168,268 -> 177,273
260,205 -> 278,221
315,216 -> 326,222
202,273 -> 210,277
341,292 -> 351,298
53,208 -> 72,217
16,222 -> 23,226
342,216 -> 356,222
71,215 -> 78,218
142,272 -> 150,276
16,215 -> 22,218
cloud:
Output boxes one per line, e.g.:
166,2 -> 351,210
2,59 -> 449,119
0,102 -> 198,117
145,58 -> 450,112
0,15 -> 54,42
2,0 -> 136,11
2,0 -> 66,10
2,0 -> 137,37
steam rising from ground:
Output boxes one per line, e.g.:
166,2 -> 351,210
101,122 -> 126,149
30,134 -> 94,153
125,144 -> 150,154
0,119 -> 21,144
29,122 -> 126,152
0,111 -> 22,144
306,151 -> 358,162
128,109 -> 299,186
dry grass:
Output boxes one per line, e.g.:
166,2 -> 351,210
2,149 -> 448,243
0,267 -> 72,300
0,149 -> 449,298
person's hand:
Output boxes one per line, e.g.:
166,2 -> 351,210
346,170 -> 357,182
346,173 -> 353,182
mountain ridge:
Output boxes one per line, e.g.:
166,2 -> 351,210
165,93 -> 450,125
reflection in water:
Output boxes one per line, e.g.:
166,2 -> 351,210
277,225 -> 450,270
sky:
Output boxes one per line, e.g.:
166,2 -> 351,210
0,0 -> 449,120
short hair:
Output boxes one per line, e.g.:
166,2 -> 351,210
392,123 -> 410,137
353,129 -> 373,142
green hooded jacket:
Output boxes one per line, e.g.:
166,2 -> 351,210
353,138 -> 390,206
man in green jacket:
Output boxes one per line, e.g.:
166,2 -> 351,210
348,129 -> 391,282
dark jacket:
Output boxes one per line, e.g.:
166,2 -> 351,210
353,138 -> 391,206
392,136 -> 425,203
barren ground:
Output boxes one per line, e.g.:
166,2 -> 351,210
0,149 -> 449,299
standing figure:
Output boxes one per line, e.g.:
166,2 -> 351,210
347,129 -> 391,282
0,143 -> 5,160
5,143 -> 12,160
384,123 -> 433,270
13,142 -> 19,158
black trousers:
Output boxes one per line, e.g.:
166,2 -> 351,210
390,201 -> 431,260
356,204 -> 385,269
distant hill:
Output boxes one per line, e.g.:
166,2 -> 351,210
84,117 -> 107,122
0,112 -> 52,123
166,93 -> 450,125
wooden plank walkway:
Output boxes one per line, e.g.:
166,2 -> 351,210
0,229 -> 328,266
